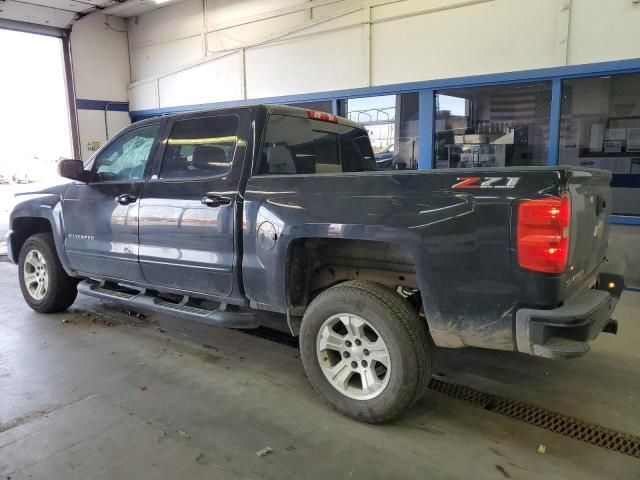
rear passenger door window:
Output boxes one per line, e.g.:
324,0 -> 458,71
160,115 -> 239,179
259,114 -> 376,175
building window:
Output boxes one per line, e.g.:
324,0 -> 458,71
559,74 -> 640,216
346,93 -> 419,170
434,82 -> 552,169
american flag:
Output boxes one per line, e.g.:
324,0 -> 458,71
489,84 -> 552,165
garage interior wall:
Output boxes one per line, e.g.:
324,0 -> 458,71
126,0 -> 640,112
70,13 -> 131,160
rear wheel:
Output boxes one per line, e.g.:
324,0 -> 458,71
300,280 -> 431,423
18,233 -> 78,313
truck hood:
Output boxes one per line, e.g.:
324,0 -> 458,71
13,179 -> 72,198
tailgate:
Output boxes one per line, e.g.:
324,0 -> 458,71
566,169 -> 612,285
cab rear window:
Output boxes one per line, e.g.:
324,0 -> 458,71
258,114 -> 376,175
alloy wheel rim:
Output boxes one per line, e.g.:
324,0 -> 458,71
23,249 -> 48,301
316,313 -> 391,400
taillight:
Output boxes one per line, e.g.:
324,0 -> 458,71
307,110 -> 338,123
517,195 -> 570,274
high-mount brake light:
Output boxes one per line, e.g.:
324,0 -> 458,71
307,110 -> 338,123
517,195 -> 571,274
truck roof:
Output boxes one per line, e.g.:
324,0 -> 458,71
133,104 -> 363,130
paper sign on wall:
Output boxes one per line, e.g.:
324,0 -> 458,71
87,141 -> 101,153
627,128 -> 640,152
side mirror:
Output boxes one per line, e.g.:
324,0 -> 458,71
58,159 -> 89,182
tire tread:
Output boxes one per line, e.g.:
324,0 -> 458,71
300,280 -> 431,423
341,280 -> 431,408
18,233 -> 78,313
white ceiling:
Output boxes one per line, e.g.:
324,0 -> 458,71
0,0 -> 169,29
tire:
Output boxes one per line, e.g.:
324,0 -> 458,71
18,233 -> 79,313
299,280 -> 431,423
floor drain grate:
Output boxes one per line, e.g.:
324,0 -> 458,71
0,254 -> 10,263
429,377 -> 640,458
237,326 -> 640,458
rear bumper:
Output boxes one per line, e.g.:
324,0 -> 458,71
515,262 -> 625,359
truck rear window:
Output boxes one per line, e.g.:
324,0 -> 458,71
258,114 -> 376,175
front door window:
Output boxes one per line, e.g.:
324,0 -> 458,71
94,124 -> 160,182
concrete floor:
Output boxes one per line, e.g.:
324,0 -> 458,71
1,262 -> 639,480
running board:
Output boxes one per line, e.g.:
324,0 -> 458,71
77,280 -> 258,329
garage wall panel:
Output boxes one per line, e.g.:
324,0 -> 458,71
206,0 -> 306,27
371,0 -> 489,20
310,0 -> 352,18
127,0 -> 640,113
130,81 -> 159,111
131,35 -> 204,82
71,14 -> 132,159
288,9 -> 362,37
371,0 -> 561,86
244,26 -> 365,98
158,52 -> 244,108
106,111 -> 132,139
206,11 -> 306,52
71,14 -> 130,101
568,0 -> 640,65
128,0 -> 204,46
77,110 -> 130,160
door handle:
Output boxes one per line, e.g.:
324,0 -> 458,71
115,194 -> 137,205
201,194 -> 231,207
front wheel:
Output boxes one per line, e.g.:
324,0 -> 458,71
18,233 -> 79,313
299,280 -> 431,423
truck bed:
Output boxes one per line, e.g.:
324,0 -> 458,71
242,165 -> 613,351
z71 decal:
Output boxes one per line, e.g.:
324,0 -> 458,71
452,176 -> 521,189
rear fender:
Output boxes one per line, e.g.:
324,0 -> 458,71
245,220 -> 445,334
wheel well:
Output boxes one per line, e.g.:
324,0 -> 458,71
286,238 -> 421,317
11,217 -> 53,257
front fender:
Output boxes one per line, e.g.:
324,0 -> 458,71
9,191 -> 75,275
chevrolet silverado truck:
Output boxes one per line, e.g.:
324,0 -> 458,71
6,105 -> 624,423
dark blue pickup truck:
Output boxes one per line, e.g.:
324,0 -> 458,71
6,105 -> 624,422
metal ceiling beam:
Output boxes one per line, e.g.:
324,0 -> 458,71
8,0 -> 83,14
76,0 -> 129,19
0,17 -> 64,36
